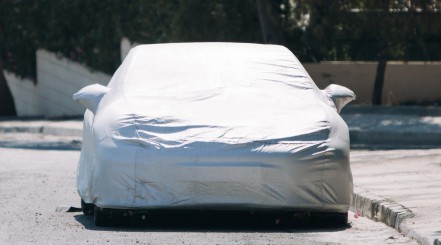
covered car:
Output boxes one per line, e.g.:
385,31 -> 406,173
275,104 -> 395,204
73,42 -> 356,226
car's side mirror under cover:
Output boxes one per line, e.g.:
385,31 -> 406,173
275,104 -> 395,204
73,84 -> 110,114
322,84 -> 356,113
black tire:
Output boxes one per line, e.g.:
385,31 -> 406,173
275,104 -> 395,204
81,199 -> 95,216
94,206 -> 112,227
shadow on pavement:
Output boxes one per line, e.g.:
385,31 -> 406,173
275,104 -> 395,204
74,210 -> 350,233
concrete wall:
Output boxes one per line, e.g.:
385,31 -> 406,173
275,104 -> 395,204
305,61 -> 441,105
37,50 -> 111,116
5,72 -> 39,116
5,50 -> 112,117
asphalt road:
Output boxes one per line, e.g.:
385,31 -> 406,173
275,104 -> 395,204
0,139 -> 419,245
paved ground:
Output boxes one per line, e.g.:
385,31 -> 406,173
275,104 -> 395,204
1,105 -> 441,244
350,149 -> 441,245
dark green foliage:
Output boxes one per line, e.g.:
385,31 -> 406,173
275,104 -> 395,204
297,0 -> 441,62
121,0 -> 262,43
0,0 -> 440,81
0,1 -> 125,79
1,0 -> 38,80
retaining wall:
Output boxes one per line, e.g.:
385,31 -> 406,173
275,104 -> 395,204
305,61 -> 441,105
5,50 -> 111,117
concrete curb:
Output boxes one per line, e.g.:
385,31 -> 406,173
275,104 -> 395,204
0,125 -> 82,137
0,122 -> 82,137
0,125 -> 44,134
40,126 -> 82,137
351,186 -> 437,245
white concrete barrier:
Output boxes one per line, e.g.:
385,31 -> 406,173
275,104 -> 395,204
36,50 -> 111,116
5,72 -> 39,116
5,50 -> 112,117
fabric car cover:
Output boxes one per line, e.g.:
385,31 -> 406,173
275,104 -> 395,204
74,43 -> 355,212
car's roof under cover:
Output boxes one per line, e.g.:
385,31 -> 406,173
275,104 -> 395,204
102,43 -> 330,145
109,42 -> 319,93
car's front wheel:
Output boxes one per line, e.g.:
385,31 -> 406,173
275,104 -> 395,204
81,199 -> 95,216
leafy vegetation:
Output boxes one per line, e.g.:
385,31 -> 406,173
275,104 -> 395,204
1,0 -> 440,80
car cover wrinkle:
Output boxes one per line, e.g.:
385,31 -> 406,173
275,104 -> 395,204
131,116 -> 221,135
176,162 -> 276,168
132,88 -> 225,102
120,55 -> 143,207
167,198 -> 192,206
258,70 -> 308,79
111,123 -> 330,150
250,141 -> 323,154
112,48 -> 144,208
251,61 -> 301,69
258,78 -> 313,90
261,184 -> 286,203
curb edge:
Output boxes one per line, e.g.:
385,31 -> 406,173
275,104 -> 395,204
351,187 -> 435,245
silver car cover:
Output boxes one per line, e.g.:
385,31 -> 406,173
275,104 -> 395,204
74,43 -> 355,212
